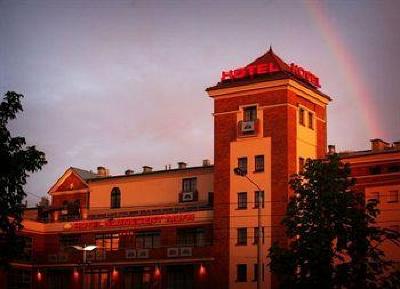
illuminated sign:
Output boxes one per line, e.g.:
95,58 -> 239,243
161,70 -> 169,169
220,62 -> 321,88
64,213 -> 196,231
289,63 -> 321,88
221,63 -> 279,82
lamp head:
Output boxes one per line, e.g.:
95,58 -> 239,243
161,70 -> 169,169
233,167 -> 247,176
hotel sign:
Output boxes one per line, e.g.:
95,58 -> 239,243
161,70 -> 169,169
221,62 -> 321,88
64,213 -> 196,231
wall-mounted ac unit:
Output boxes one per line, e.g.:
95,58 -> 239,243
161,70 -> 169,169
179,247 -> 192,257
167,248 -> 179,257
241,121 -> 255,132
182,192 -> 194,202
125,249 -> 136,259
137,249 -> 149,259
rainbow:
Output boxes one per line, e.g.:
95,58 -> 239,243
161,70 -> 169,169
304,1 -> 383,138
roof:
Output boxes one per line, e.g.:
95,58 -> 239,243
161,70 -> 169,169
88,165 -> 214,182
70,167 -> 98,181
206,47 -> 331,100
339,148 -> 400,159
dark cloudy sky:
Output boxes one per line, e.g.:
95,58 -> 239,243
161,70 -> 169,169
1,0 -> 399,205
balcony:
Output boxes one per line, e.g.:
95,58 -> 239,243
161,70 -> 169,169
237,119 -> 260,138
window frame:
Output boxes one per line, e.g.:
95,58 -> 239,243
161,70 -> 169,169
243,106 -> 257,122
182,177 -> 197,193
299,107 -> 305,126
110,187 -> 121,209
135,231 -> 161,249
308,111 -> 314,129
388,190 -> 399,203
254,155 -> 264,172
236,264 -> 247,282
254,191 -> 265,209
95,233 -> 119,251
238,157 -> 248,173
237,192 -> 248,209
237,228 -> 247,246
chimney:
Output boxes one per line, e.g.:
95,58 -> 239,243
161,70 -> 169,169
370,139 -> 389,152
178,162 -> 187,169
125,169 -> 134,176
97,166 -> 109,177
328,145 -> 336,154
393,141 -> 400,150
142,166 -> 153,173
202,159 -> 211,167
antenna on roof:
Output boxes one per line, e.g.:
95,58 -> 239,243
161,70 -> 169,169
268,45 -> 273,52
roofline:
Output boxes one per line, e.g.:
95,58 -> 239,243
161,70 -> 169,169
340,149 -> 400,159
88,165 -> 215,182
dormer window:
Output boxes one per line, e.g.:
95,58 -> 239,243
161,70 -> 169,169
111,187 -> 121,209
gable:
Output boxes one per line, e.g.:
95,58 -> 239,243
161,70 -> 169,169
56,173 -> 87,192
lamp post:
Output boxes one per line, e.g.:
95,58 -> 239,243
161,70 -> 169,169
234,167 -> 263,289
72,245 -> 97,288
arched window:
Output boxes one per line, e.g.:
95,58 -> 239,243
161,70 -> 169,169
111,187 -> 121,209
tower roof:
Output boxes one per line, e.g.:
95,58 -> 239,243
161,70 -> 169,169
247,46 -> 290,72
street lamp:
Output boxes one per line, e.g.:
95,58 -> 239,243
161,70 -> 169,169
234,167 -> 263,289
72,245 -> 97,288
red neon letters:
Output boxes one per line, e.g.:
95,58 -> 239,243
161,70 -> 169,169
221,63 -> 279,81
289,63 -> 321,88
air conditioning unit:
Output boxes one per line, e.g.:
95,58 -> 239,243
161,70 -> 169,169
179,247 -> 192,257
137,249 -> 149,259
241,121 -> 255,132
182,192 -> 194,202
125,249 -> 137,259
167,248 -> 179,258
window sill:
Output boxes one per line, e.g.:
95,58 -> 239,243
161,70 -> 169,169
236,243 -> 247,247
253,170 -> 264,174
236,207 -> 248,210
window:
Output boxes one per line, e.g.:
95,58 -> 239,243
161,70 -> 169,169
238,192 -> 248,209
111,187 -> 121,209
255,155 -> 264,172
253,227 -> 265,244
388,165 -> 400,173
369,166 -> 382,175
182,177 -> 197,192
208,192 -> 214,206
236,264 -> 247,282
254,191 -> 264,208
244,106 -> 257,121
238,157 -> 248,173
308,112 -> 314,129
59,234 -> 81,248
253,263 -> 265,281
95,233 -> 119,251
237,228 -> 247,245
299,157 -> 305,174
135,231 -> 160,249
370,192 -> 380,201
177,227 -> 207,247
299,108 -> 305,126
388,191 -> 399,203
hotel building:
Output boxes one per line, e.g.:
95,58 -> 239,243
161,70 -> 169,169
1,48 -> 399,289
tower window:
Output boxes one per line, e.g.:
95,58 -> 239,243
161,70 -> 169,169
299,157 -> 305,174
308,112 -> 314,129
244,106 -> 257,121
236,264 -> 247,282
255,155 -> 264,172
238,157 -> 248,173
237,228 -> 247,245
238,192 -> 248,209
299,108 -> 305,126
111,187 -> 121,209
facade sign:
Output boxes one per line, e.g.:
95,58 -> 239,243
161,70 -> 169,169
289,63 -> 321,88
64,213 -> 196,231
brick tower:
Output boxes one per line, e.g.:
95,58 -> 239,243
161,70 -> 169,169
206,48 -> 331,289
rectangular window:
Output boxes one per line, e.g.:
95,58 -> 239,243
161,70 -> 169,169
59,234 -> 81,248
135,231 -> 160,249
299,157 -> 305,174
238,192 -> 248,209
238,157 -> 248,173
299,108 -> 305,126
237,228 -> 247,245
254,191 -> 264,208
370,192 -> 380,201
388,191 -> 399,203
177,227 -> 207,247
244,106 -> 257,121
255,155 -> 264,172
182,177 -> 197,192
253,263 -> 265,281
236,264 -> 247,282
253,227 -> 265,244
308,112 -> 314,129
95,233 -> 119,251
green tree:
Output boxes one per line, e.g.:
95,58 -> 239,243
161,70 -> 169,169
0,91 -> 47,267
269,154 -> 400,289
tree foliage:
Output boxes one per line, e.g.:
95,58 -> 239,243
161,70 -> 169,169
269,154 -> 400,289
0,91 -> 47,267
